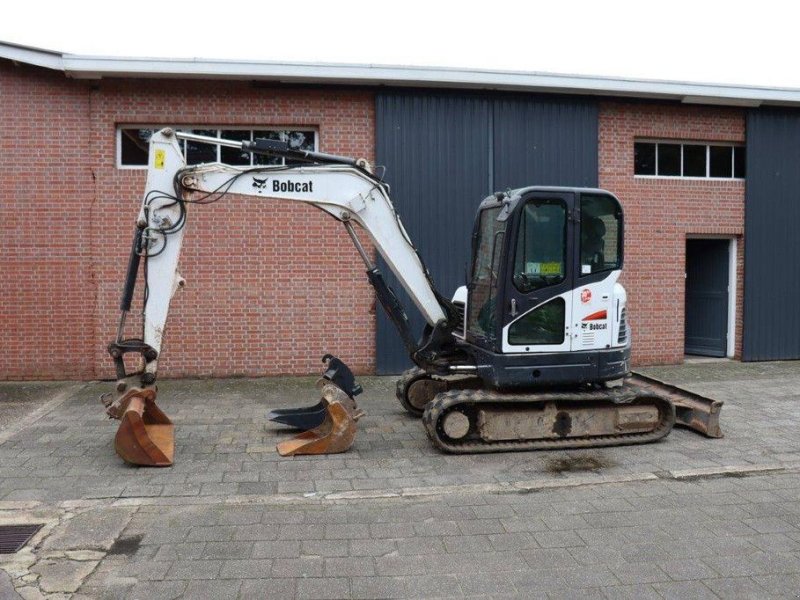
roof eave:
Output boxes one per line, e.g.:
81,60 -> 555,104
1,42 -> 63,71
58,57 -> 794,107
2,42 -> 799,108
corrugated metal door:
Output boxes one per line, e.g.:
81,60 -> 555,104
493,96 -> 598,189
375,91 -> 598,373
685,239 -> 729,357
744,109 -> 800,360
375,93 -> 491,374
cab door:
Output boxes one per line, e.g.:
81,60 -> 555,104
570,192 -> 624,352
501,191 -> 575,354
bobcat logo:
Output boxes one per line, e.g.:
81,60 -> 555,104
252,177 -> 269,192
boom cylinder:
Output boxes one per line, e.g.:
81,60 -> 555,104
120,228 -> 143,312
343,221 -> 417,355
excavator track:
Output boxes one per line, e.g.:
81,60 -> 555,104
395,367 -> 482,417
422,385 -> 677,454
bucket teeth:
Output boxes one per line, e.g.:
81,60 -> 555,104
103,387 -> 175,467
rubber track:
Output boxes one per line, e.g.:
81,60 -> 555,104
423,386 -> 676,454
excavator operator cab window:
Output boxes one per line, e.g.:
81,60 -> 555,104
468,206 -> 506,341
579,194 -> 622,275
512,198 -> 568,293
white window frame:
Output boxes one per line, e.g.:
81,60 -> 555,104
634,139 -> 745,181
116,126 -> 319,170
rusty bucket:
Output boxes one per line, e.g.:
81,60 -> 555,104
103,388 -> 174,467
276,383 -> 363,457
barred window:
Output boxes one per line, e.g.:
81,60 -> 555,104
117,127 -> 317,168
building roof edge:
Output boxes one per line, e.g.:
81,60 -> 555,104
2,40 -> 800,107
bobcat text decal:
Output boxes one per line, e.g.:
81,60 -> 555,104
251,177 -> 314,194
273,180 -> 314,193
581,309 -> 608,330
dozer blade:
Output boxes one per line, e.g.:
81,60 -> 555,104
103,388 -> 174,467
267,400 -> 327,430
276,383 -> 363,457
628,372 -> 724,438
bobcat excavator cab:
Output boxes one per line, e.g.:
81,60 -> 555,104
400,190 -> 721,452
103,128 -> 722,467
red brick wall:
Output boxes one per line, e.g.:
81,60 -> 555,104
599,101 -> 745,365
2,62 -> 376,380
1,62 -> 95,379
1,60 -> 749,380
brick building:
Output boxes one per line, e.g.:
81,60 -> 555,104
2,41 -> 799,380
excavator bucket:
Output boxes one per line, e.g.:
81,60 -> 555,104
273,355 -> 364,457
276,391 -> 359,456
102,388 -> 174,467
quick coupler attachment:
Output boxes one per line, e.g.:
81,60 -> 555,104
272,355 -> 365,457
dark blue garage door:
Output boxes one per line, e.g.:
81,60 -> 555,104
744,109 -> 800,360
375,91 -> 598,373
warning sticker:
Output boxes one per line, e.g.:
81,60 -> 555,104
154,149 -> 165,170
580,288 -> 592,304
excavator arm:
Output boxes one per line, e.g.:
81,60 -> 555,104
109,129 -> 463,383
103,128 -> 464,465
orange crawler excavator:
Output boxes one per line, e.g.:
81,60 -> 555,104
102,129 -> 722,466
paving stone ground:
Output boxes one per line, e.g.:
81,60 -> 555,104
2,360 -> 800,598
0,383 -> 70,434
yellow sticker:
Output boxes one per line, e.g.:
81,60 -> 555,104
526,261 -> 562,276
154,149 -> 165,169
540,262 -> 562,275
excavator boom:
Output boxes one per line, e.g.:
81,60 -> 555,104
104,129 -> 462,466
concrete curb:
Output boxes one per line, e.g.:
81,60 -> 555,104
47,463 -> 794,509
666,463 -> 791,480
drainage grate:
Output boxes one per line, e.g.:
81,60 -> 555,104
0,524 -> 43,554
